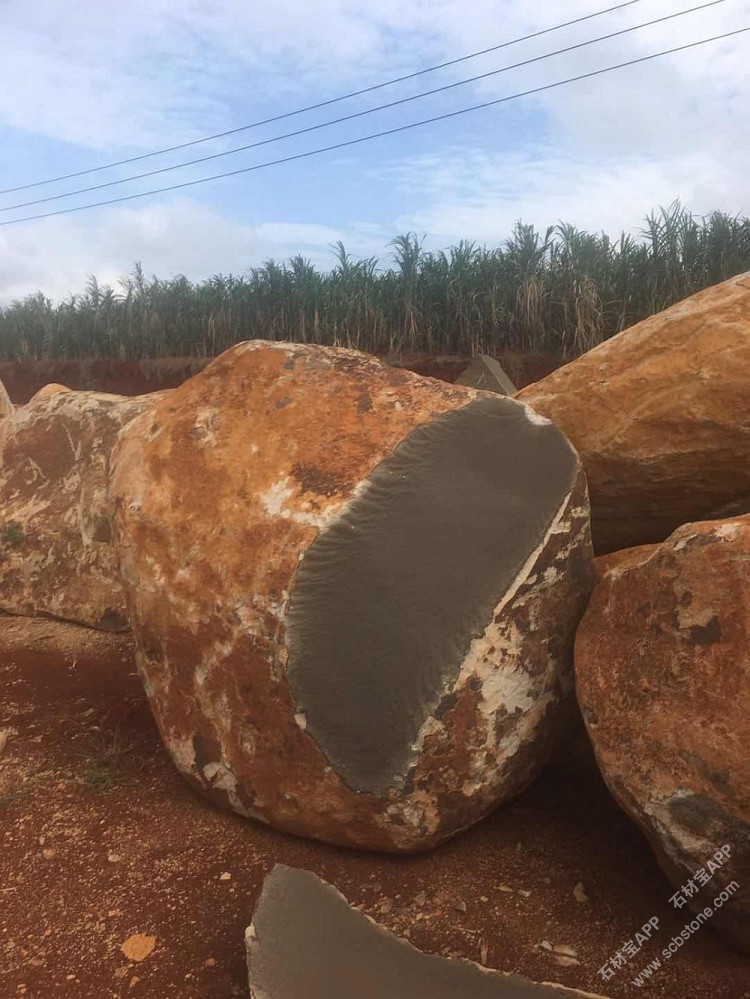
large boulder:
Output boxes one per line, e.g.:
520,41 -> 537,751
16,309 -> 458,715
111,341 -> 594,851
517,272 -> 750,553
246,866 -> 610,998
0,389 -> 162,630
576,516 -> 750,949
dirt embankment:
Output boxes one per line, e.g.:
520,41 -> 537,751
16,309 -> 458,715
0,351 -> 560,404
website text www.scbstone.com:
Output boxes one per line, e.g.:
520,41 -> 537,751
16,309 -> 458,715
630,880 -> 740,988
598,844 -> 733,985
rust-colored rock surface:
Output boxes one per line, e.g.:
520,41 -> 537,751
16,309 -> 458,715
111,341 -> 594,852
29,383 -> 72,402
592,544 -> 657,582
0,389 -> 161,630
576,516 -> 750,950
518,272 -> 750,553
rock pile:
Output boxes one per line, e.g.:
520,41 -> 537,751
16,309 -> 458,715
4,271 -> 750,985
110,340 -> 593,851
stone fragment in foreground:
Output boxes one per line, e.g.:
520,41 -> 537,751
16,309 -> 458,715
0,376 -> 12,419
576,516 -> 750,950
246,866 -> 609,998
0,389 -> 161,630
111,341 -> 593,851
518,272 -> 750,553
456,355 -> 517,395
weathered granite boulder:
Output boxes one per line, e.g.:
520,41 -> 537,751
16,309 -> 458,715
246,866 -> 610,998
456,355 -> 517,395
0,377 -> 12,419
0,389 -> 162,630
111,341 -> 593,851
576,517 -> 750,949
518,272 -> 750,553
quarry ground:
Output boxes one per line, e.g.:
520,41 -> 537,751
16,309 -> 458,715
1,615 -> 749,999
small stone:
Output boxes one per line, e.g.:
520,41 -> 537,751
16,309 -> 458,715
120,934 -> 156,962
204,957 -> 216,967
219,871 -> 232,881
129,977 -> 140,989
41,849 -> 57,860
413,892 -> 427,907
539,940 -> 553,952
553,944 -> 578,958
453,900 -> 467,913
379,898 -> 393,915
108,853 -> 123,863
114,967 -> 129,980
554,954 -> 582,968
573,882 -> 588,903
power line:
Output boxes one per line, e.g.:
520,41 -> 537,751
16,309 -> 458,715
0,0 -> 728,214
0,0 -> 649,196
2,26 -> 747,228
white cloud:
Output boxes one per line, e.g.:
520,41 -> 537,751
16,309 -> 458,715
384,146 -> 749,247
0,199 -> 388,303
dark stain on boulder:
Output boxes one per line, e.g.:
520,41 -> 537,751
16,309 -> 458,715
95,608 -> 129,633
291,463 -> 342,497
193,733 -> 222,773
688,616 -> 722,646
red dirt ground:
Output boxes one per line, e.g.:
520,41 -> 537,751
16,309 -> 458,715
0,351 -> 560,404
1,616 -> 748,999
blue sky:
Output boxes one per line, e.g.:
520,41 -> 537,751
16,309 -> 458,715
0,0 -> 748,301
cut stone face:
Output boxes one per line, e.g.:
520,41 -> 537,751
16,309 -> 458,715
518,271 -> 750,553
0,389 -> 162,630
576,517 -> 750,951
246,866 -> 610,999
286,398 -> 577,796
456,355 -> 517,395
111,341 -> 594,851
